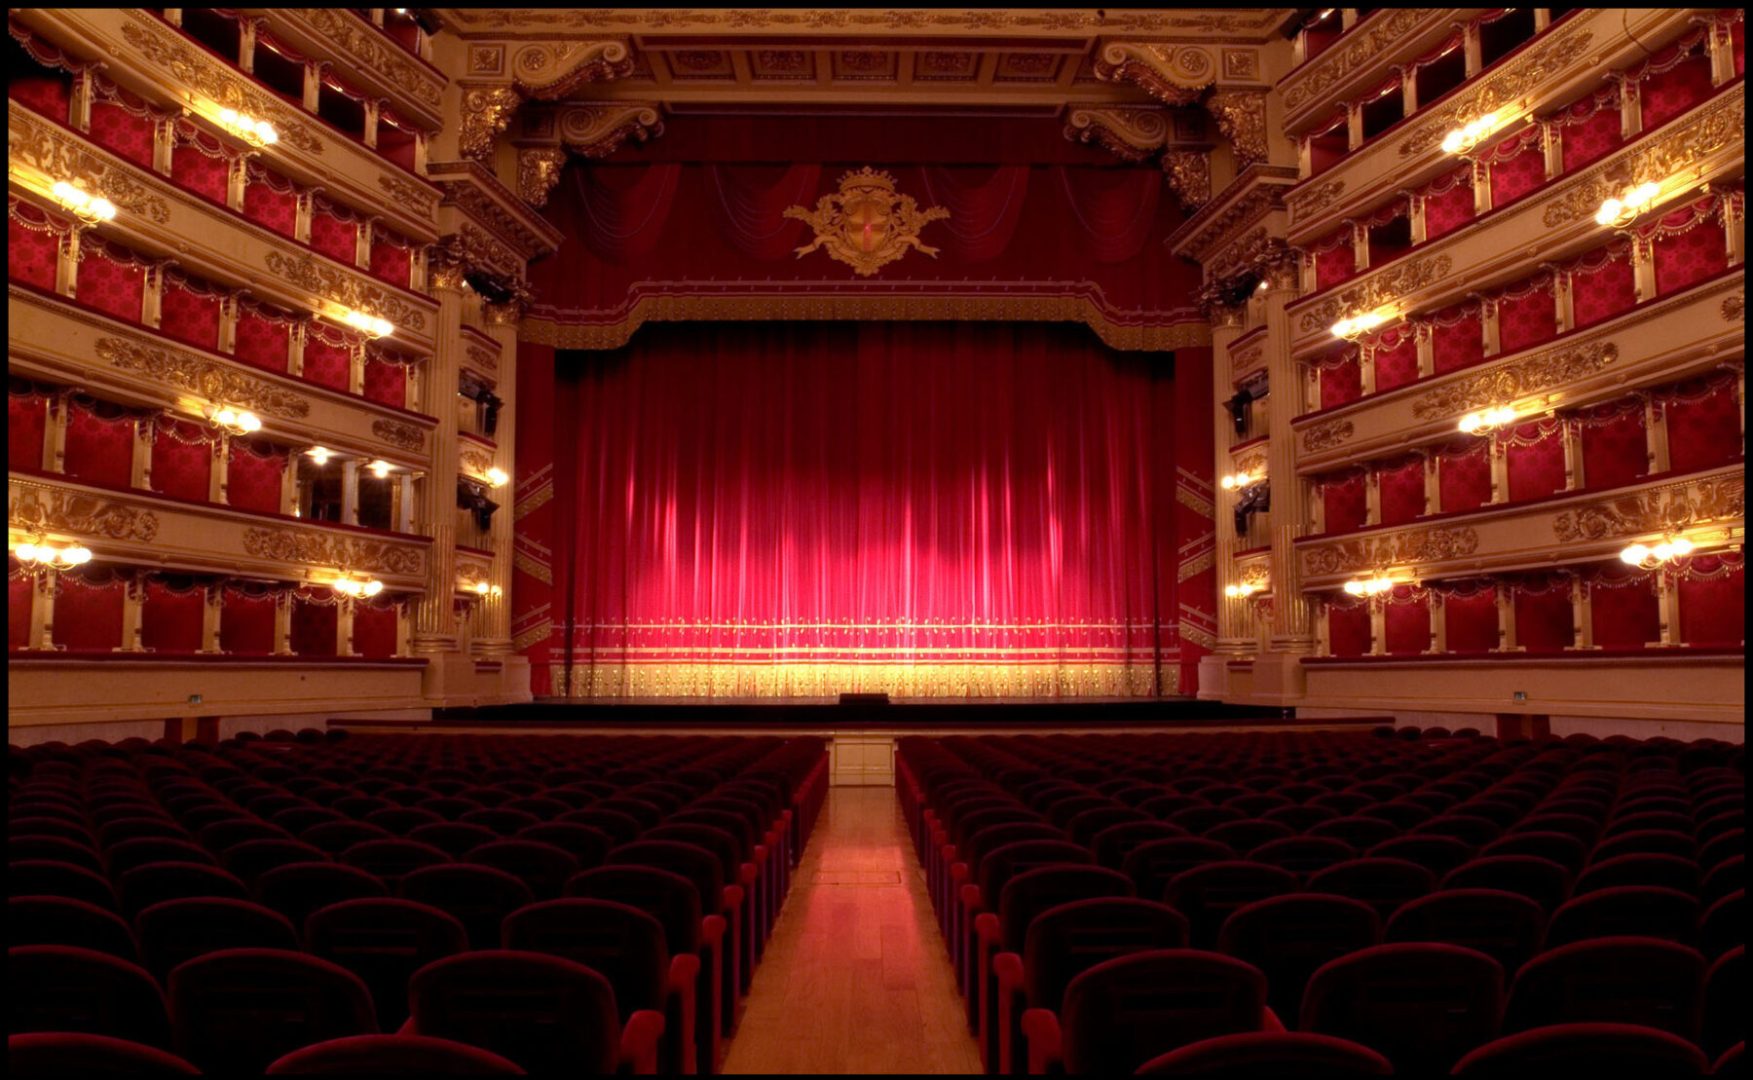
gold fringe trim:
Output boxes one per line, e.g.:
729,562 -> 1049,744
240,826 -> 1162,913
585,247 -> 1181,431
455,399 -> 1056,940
1178,549 -> 1215,582
514,480 -> 554,521
513,550 -> 553,584
1176,484 -> 1216,519
512,619 -> 553,653
546,661 -> 1177,698
521,294 -> 1211,353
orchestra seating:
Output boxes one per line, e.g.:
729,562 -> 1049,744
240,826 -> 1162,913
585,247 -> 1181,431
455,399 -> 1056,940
898,728 -> 1745,1075
7,731 -> 828,1076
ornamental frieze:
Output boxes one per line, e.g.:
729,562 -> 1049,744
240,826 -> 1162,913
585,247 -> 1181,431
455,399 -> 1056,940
1302,526 -> 1480,577
1287,177 -> 1346,225
9,484 -> 160,543
1093,44 -> 1214,106
1726,292 -> 1746,323
370,419 -> 427,453
242,527 -> 425,577
1553,474 -> 1745,543
1162,150 -> 1213,210
1206,91 -> 1268,170
1064,106 -> 1173,163
375,174 -> 440,222
459,84 -> 524,161
1410,342 -> 1619,421
1398,25 -> 1595,159
511,40 -> 636,100
295,9 -> 443,110
8,109 -> 172,225
261,252 -> 429,333
119,18 -> 324,155
1300,419 -> 1356,453
1298,255 -> 1453,334
448,9 -> 1281,34
1282,8 -> 1431,112
96,336 -> 312,419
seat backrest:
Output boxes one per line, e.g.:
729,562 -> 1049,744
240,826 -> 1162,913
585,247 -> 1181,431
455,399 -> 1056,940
1121,838 -> 1235,900
1384,887 -> 1546,973
1367,834 -> 1474,876
223,839 -> 331,884
556,808 -> 643,846
1023,897 -> 1189,1010
118,862 -> 250,916
263,1033 -> 523,1075
168,947 -> 378,1076
7,895 -> 139,962
1302,942 -> 1504,1076
1545,885 -> 1699,949
516,823 -> 614,868
977,840 -> 1094,902
6,1032 -> 201,1078
963,823 -> 1066,871
1250,837 -> 1358,876
997,865 -> 1134,951
1450,1021 -> 1709,1078
9,835 -> 104,874
1701,890 -> 1744,960
105,837 -> 217,877
8,859 -> 119,911
464,840 -> 581,901
7,944 -> 173,1050
1504,935 -> 1707,1040
408,950 -> 621,1075
257,862 -> 388,927
399,864 -> 535,950
1480,830 -> 1589,872
301,821 -> 394,855
1305,857 -> 1436,922
1216,893 -> 1380,1026
1091,821 -> 1187,869
1206,819 -> 1296,855
337,839 -> 449,885
135,897 -> 299,979
1134,1031 -> 1394,1076
1442,855 -> 1572,911
1163,861 -> 1298,949
565,865 -> 703,957
503,898 -> 669,1017
609,840 -> 725,914
406,822 -> 497,857
1574,853 -> 1699,897
1066,806 -> 1149,848
304,898 -> 468,1031
1703,945 -> 1744,1059
1061,949 -> 1267,1075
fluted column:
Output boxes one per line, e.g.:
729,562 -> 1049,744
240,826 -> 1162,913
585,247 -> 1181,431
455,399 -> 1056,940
1209,304 -> 1254,659
1261,259 -> 1316,656
411,270 -> 466,655
472,305 -> 520,657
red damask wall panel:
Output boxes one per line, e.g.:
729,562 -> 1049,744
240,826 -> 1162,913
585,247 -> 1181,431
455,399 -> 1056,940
308,200 -> 358,265
1320,357 -> 1363,409
9,391 -> 47,472
1371,329 -> 1420,394
9,572 -> 32,650
1504,422 -> 1568,503
1429,305 -> 1484,374
63,401 -> 135,490
1384,592 -> 1431,656
226,442 -> 287,515
1577,402 -> 1649,490
1322,472 -> 1369,535
159,278 -> 223,352
1677,558 -> 1745,647
1514,580 -> 1574,652
291,595 -> 339,657
233,307 -> 292,373
353,603 -> 399,658
1496,286 -> 1557,354
1437,442 -> 1491,513
1328,601 -> 1372,658
1443,587 -> 1499,653
362,357 -> 407,408
87,94 -> 156,169
1637,47 -> 1716,131
301,337 -> 354,393
8,208 -> 63,290
1570,249 -> 1638,329
151,419 -> 213,503
1589,571 -> 1661,649
221,590 -> 276,655
52,572 -> 126,652
75,243 -> 146,323
1377,457 -> 1427,527
1664,377 -> 1743,474
142,580 -> 205,653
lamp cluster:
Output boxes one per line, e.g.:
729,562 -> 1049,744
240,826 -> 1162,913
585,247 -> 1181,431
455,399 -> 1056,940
1220,469 -> 1264,491
1594,182 -> 1662,227
343,310 -> 395,338
51,181 -> 117,225
1343,575 -> 1396,597
1620,536 -> 1694,570
1457,406 -> 1520,436
1330,310 -> 1388,340
469,581 -> 503,597
1225,581 -> 1266,599
1439,111 -> 1502,156
217,107 -> 279,148
332,577 -> 384,598
205,404 -> 263,436
11,539 -> 93,569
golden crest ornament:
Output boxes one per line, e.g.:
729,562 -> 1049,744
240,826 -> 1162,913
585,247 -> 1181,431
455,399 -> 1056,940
784,167 -> 951,276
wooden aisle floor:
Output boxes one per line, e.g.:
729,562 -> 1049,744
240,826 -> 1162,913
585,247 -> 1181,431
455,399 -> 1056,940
722,785 -> 982,1075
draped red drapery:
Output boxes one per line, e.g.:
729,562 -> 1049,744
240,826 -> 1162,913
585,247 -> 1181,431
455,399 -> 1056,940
515,321 -> 1212,699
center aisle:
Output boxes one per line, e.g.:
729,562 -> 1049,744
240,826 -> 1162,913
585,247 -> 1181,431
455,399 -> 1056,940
723,785 -> 982,1075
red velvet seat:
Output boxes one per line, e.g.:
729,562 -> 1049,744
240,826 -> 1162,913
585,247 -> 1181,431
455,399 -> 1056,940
1384,887 -> 1546,973
338,839 -> 449,887
517,822 -> 613,869
265,1033 -> 524,1075
1704,946 -> 1745,1059
7,1032 -> 200,1078
1302,942 -> 1504,1076
465,839 -> 581,901
1165,861 -> 1298,948
1504,936 -> 1706,1041
1135,1031 -> 1393,1076
1574,853 -> 1699,897
1442,855 -> 1572,912
1368,834 -> 1474,876
1451,1022 -> 1709,1077
1545,885 -> 1699,948
224,838 -> 331,884
257,862 -> 389,926
10,835 -> 106,874
8,895 -> 139,962
1217,893 -> 1380,1027
169,948 -> 378,1076
105,837 -> 217,877
135,897 -> 298,979
305,898 -> 468,1032
7,944 -> 173,1049
300,820 -> 394,855
118,861 -> 250,916
1306,857 -> 1435,921
1702,890 -> 1745,959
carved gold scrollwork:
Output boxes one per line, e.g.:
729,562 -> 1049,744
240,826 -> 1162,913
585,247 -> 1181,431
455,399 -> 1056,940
516,147 -> 568,208
1288,177 -> 1346,224
242,527 -> 425,576
120,18 -> 323,154
1411,342 -> 1619,421
1064,106 -> 1171,162
96,336 -> 311,418
371,419 -> 427,452
512,40 -> 636,100
8,110 -> 172,224
459,84 -> 524,161
9,485 -> 160,542
1298,255 -> 1454,334
556,103 -> 664,158
1399,26 -> 1595,159
1539,91 -> 1744,229
784,167 -> 951,277
1161,149 -> 1213,209
1094,43 -> 1215,105
1302,526 -> 1480,577
1553,475 -> 1745,543
1282,9 -> 1430,111
1206,90 -> 1269,170
299,8 -> 443,109
263,252 -> 429,332
1300,419 -> 1356,452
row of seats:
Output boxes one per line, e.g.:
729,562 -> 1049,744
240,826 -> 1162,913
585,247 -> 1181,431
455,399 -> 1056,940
8,730 -> 829,1076
898,728 -> 1745,1075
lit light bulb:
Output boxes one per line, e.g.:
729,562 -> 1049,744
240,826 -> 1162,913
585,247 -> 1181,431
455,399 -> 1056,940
13,543 -> 41,563
307,446 -> 332,465
343,310 -> 394,338
1620,543 -> 1652,566
62,545 -> 92,566
486,467 -> 509,487
1331,311 -> 1387,340
362,580 -> 384,597
368,460 -> 392,479
51,181 -> 118,223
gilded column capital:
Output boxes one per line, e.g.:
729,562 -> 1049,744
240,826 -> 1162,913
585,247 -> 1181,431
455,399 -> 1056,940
1206,89 -> 1269,170
516,147 -> 568,208
1161,149 -> 1212,209
458,83 -> 523,161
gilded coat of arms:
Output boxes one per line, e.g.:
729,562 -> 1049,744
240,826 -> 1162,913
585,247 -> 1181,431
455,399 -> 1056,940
784,167 -> 951,276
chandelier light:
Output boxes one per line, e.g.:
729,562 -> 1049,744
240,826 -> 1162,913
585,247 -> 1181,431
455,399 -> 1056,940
1439,111 -> 1502,156
204,404 -> 262,436
367,459 -> 394,479
217,107 -> 279,147
1594,182 -> 1662,227
342,310 -> 394,338
1619,536 -> 1693,570
50,181 -> 117,224
1220,469 -> 1264,491
306,446 -> 333,466
332,576 -> 385,598
1331,310 -> 1388,340
1457,406 -> 1520,436
1342,575 -> 1395,597
11,537 -> 93,570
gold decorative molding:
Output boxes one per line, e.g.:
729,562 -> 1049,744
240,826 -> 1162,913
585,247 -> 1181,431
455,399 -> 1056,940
1300,418 -> 1356,452
8,109 -> 172,225
460,447 -> 496,476
512,618 -> 553,653
1162,149 -> 1213,209
516,147 -> 568,208
784,168 -> 951,277
1553,474 -> 1745,543
1302,526 -> 1480,577
9,484 -> 160,543
426,160 -> 566,261
1398,25 -> 1595,159
242,527 -> 426,576
511,40 -> 636,99
262,252 -> 430,333
513,549 -> 552,585
295,9 -> 443,110
555,102 -> 664,158
119,17 -> 323,155
376,174 -> 441,222
458,84 -> 524,161
1231,341 -> 1266,381
446,9 -> 1284,34
370,419 -> 427,453
1281,8 -> 1430,112
1094,43 -> 1215,106
465,342 -> 501,372
1287,177 -> 1345,225
1726,291 -> 1746,323
1206,90 -> 1268,169
1411,342 -> 1620,421
1064,106 -> 1171,162
1297,254 -> 1453,334
95,336 -> 312,420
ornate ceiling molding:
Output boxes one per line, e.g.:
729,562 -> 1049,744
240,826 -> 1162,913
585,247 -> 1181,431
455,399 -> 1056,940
438,9 -> 1290,36
510,40 -> 636,100
425,158 -> 566,263
458,83 -> 524,161
514,103 -> 666,207
1093,43 -> 1216,105
1064,106 -> 1173,163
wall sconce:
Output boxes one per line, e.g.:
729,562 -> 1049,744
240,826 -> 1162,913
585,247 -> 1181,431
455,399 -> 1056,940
367,460 -> 394,479
1343,575 -> 1395,597
204,404 -> 262,436
217,107 -> 279,148
1225,580 -> 1266,599
1620,536 -> 1693,570
332,576 -> 384,598
485,467 -> 509,488
1439,111 -> 1502,156
1220,470 -> 1264,491
11,536 -> 93,571
1594,182 -> 1662,227
306,446 -> 333,466
1457,406 -> 1520,436
342,310 -> 395,338
1331,310 -> 1388,340
466,580 -> 503,598
50,181 -> 117,225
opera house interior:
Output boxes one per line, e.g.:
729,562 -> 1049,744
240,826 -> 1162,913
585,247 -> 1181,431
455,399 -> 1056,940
5,6 -> 1746,1076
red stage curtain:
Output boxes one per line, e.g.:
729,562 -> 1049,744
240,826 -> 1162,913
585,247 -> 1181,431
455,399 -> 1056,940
1317,350 -> 1363,409
1321,471 -> 1369,534
159,273 -> 223,352
1496,279 -> 1558,354
233,302 -> 293,372
1057,168 -> 1162,263
1327,600 -> 1371,657
292,592 -> 339,657
1649,196 -> 1729,297
535,320 -> 1194,698
221,587 -> 277,654
142,578 -> 205,653
1421,167 -> 1475,241
8,200 -> 65,290
87,79 -> 157,169
362,351 -> 409,408
301,331 -> 355,392
1312,229 -> 1356,292
9,386 -> 48,472
1504,419 -> 1568,503
64,399 -> 136,490
52,570 -> 126,652
353,601 -> 398,658
1555,87 -> 1622,173
1442,584 -> 1499,653
1429,303 -> 1484,374
1577,398 -> 1649,490
918,165 -> 1031,262
1370,325 -> 1419,393
1636,40 -> 1716,132
1378,456 -> 1426,526
708,162 -> 824,260
169,122 -> 233,206
242,165 -> 298,238
226,439 -> 287,514
1664,374 -> 1743,474
1486,126 -> 1547,207
1437,440 -> 1492,513
9,569 -> 32,650
1677,555 -> 1745,647
1569,245 -> 1638,329
1384,588 -> 1431,656
369,229 -> 415,288
1589,567 -> 1660,649
1514,576 -> 1574,652
308,196 -> 359,264
75,239 -> 146,323
151,416 -> 214,502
